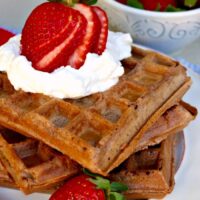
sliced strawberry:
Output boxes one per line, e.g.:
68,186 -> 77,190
35,14 -> 86,72
21,2 -> 87,72
0,28 -> 15,46
90,11 -> 102,55
90,6 -> 108,55
67,4 -> 98,69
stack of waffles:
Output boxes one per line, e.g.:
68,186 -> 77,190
0,46 -> 197,199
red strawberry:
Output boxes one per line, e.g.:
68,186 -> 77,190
21,2 -> 87,72
140,0 -> 177,11
67,4 -> 98,69
0,28 -> 15,46
49,175 -> 105,200
49,172 -> 128,200
90,9 -> 102,55
116,0 -> 127,5
91,6 -> 108,55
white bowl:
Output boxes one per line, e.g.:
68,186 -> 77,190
98,0 -> 200,53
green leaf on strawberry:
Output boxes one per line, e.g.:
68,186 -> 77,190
110,192 -> 125,200
80,0 -> 98,5
83,168 -> 128,200
127,0 -> 144,9
48,0 -> 97,6
110,182 -> 129,192
89,176 -> 111,190
165,4 -> 186,11
184,0 -> 198,7
48,0 -> 76,6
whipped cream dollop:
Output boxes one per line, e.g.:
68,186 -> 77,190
0,31 -> 132,99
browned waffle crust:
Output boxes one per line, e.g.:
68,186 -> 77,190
0,130 -> 185,198
135,101 -> 197,152
110,132 -> 185,199
0,101 -> 195,194
0,159 -> 15,188
0,46 -> 192,175
0,127 -> 79,194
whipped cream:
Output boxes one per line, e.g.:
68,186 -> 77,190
0,31 -> 132,99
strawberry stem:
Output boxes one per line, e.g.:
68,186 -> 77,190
48,0 -> 97,6
48,0 -> 77,6
83,169 -> 128,200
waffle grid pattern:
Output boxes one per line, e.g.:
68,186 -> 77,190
0,128 -> 79,194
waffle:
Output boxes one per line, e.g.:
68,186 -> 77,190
0,101 -> 195,194
0,129 -> 185,197
0,159 -> 15,188
0,127 -> 80,194
110,132 -> 185,199
135,101 -> 197,152
0,46 -> 191,175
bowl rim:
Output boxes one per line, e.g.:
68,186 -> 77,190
101,0 -> 200,17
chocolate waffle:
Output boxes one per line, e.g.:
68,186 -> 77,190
0,127 -> 79,194
110,132 -> 185,199
0,46 -> 191,175
0,101 -> 195,195
135,101 -> 197,152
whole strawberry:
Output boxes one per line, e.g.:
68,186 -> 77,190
50,175 -> 105,200
0,28 -> 15,46
49,172 -> 128,200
